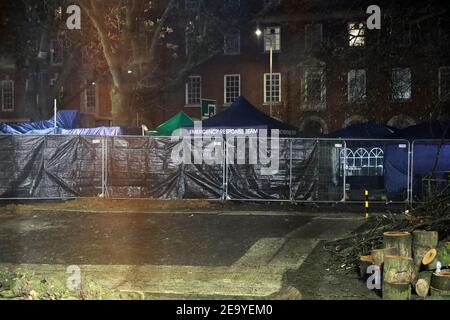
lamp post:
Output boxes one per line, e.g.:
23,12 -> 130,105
255,27 -> 274,117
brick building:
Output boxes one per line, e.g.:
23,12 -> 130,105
1,0 -> 449,134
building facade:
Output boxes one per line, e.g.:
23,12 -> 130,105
1,0 -> 449,134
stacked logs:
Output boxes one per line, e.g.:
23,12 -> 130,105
359,230 -> 450,299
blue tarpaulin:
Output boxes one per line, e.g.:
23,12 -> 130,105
0,110 -> 80,134
59,127 -> 123,136
384,121 -> 450,195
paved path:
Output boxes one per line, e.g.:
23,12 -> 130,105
0,211 -> 365,298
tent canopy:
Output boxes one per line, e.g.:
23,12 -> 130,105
185,96 -> 297,136
327,121 -> 396,139
146,112 -> 194,137
391,121 -> 450,140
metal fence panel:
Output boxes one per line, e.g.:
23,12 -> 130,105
106,136 -> 224,200
291,139 -> 346,202
225,137 -> 291,201
411,140 -> 450,202
342,139 -> 410,203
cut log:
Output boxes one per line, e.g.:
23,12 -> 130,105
412,271 -> 433,298
412,230 -> 438,267
382,281 -> 411,300
431,271 -> 450,291
383,231 -> 412,258
430,286 -> 450,297
426,242 -> 450,270
383,255 -> 416,283
359,255 -> 373,279
371,247 -> 398,266
422,249 -> 437,265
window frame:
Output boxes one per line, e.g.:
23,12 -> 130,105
263,26 -> 281,52
185,75 -> 202,106
391,67 -> 412,102
224,30 -> 241,55
1,80 -> 15,112
81,80 -> 98,115
264,73 -> 282,104
50,39 -> 64,65
224,74 -> 241,105
303,67 -> 326,110
305,23 -> 323,50
348,22 -> 366,47
347,69 -> 367,103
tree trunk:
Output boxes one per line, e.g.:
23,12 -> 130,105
412,230 -> 438,267
371,247 -> 398,266
412,271 -> 433,298
383,231 -> 412,257
111,86 -> 133,127
383,255 -> 416,283
382,282 -> 411,300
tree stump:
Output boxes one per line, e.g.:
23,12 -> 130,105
383,231 -> 412,258
431,271 -> 450,291
430,286 -> 450,297
371,247 -> 398,266
359,255 -> 373,279
382,282 -> 411,300
412,230 -> 438,267
383,255 -> 416,283
412,271 -> 433,298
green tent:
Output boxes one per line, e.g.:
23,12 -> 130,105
145,112 -> 194,137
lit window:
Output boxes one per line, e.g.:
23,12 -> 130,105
224,30 -> 240,55
51,39 -> 64,65
348,69 -> 366,103
264,26 -> 281,52
82,80 -> 97,114
1,80 -> 14,112
305,24 -> 323,50
224,74 -> 240,104
264,73 -> 281,103
304,67 -> 326,109
348,22 -> 365,47
186,76 -> 201,105
392,68 -> 411,101
439,66 -> 450,101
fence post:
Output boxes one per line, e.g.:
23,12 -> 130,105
342,140 -> 347,203
289,138 -> 293,202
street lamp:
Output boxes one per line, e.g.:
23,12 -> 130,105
256,26 -> 274,117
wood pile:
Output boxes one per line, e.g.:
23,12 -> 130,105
359,230 -> 450,299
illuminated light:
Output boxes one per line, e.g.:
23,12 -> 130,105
255,28 -> 262,37
128,70 -> 133,74
92,82 -> 96,86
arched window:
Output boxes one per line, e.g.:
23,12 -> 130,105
340,147 -> 384,176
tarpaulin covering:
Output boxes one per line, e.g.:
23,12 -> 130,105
0,135 -> 103,198
106,137 -> 224,199
0,110 -> 80,134
60,127 -> 123,136
184,96 -> 298,137
145,112 -> 194,137
384,141 -> 450,197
